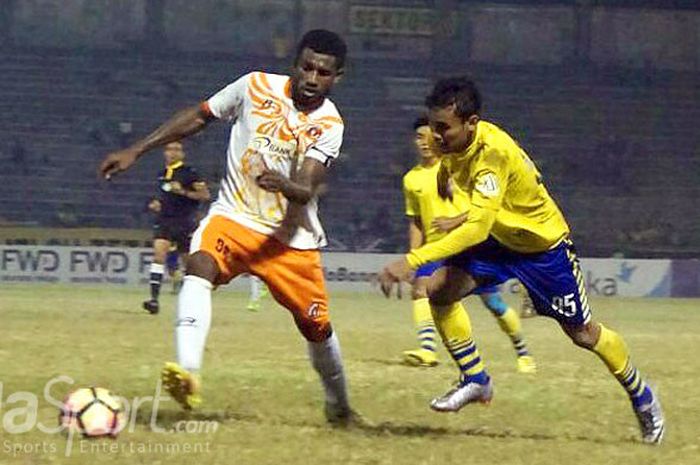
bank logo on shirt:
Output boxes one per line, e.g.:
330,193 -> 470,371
475,172 -> 499,197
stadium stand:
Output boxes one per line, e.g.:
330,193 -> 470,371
1,49 -> 698,256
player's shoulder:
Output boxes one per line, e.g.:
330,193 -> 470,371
403,164 -> 425,187
250,71 -> 288,88
181,164 -> 200,175
475,121 -> 516,164
240,71 -> 289,99
309,98 -> 344,129
480,121 -> 520,152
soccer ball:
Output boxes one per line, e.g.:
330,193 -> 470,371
59,387 -> 125,438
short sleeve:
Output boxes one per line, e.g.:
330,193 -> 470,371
469,148 -> 509,211
304,123 -> 344,167
403,175 -> 419,217
206,73 -> 251,121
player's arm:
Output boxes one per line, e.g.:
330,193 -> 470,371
99,104 -> 215,179
406,206 -> 496,268
100,74 -> 251,179
379,152 -> 508,296
257,117 -> 342,204
431,211 -> 469,233
256,158 -> 326,205
408,216 -> 424,249
147,198 -> 162,213
170,180 -> 211,202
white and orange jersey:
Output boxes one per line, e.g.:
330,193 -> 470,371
204,71 -> 344,250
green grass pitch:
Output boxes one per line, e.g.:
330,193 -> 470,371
0,284 -> 698,464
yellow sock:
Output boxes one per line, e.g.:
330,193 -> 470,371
593,324 -> 652,407
412,298 -> 437,353
432,302 -> 488,384
593,324 -> 629,374
496,307 -> 530,357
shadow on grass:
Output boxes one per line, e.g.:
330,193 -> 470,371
350,420 -> 639,445
357,358 -> 415,367
135,406 -> 633,445
132,406 -> 260,428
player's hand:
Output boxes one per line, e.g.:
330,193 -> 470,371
99,148 -> 140,180
377,258 -> 414,298
437,164 -> 453,201
256,169 -> 289,193
432,214 -> 466,233
169,181 -> 184,195
148,199 -> 161,213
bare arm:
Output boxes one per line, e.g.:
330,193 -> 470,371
256,157 -> 326,205
431,211 -> 469,233
408,216 -> 424,250
170,180 -> 211,202
99,104 -> 215,179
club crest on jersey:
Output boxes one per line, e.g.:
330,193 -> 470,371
307,302 -> 322,318
475,172 -> 500,197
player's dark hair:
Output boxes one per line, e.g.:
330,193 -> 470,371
295,29 -> 347,69
425,76 -> 481,120
413,115 -> 430,130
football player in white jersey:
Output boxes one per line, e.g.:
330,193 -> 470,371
100,30 -> 355,424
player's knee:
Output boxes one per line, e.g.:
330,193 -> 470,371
425,279 -> 453,306
298,319 -> 331,343
563,322 -> 599,349
152,249 -> 167,264
427,290 -> 456,308
411,284 -> 428,300
482,293 -> 507,316
185,251 -> 219,283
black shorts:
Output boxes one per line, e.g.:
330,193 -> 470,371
153,217 -> 196,252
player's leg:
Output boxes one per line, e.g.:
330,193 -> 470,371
402,262 -> 441,367
425,265 -> 493,412
518,283 -> 537,318
171,222 -> 196,295
166,248 -> 183,294
514,239 -> 664,444
162,215 -> 242,410
250,242 -> 351,424
478,289 -> 536,373
246,274 -> 265,311
562,320 -> 663,444
143,238 -> 171,314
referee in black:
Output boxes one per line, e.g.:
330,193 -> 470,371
144,141 -> 210,314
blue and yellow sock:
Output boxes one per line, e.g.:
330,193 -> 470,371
497,307 -> 530,357
432,301 -> 489,385
593,324 -> 653,407
412,298 -> 437,354
482,294 -> 530,357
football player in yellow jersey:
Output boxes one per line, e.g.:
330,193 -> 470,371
402,116 -> 536,374
379,77 -> 664,444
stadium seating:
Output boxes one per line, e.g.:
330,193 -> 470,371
1,50 -> 698,256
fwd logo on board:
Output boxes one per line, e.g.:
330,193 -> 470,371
69,251 -> 128,273
0,249 -> 59,272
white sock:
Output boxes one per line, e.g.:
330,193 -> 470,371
249,275 -> 262,301
175,275 -> 213,372
150,262 -> 165,275
307,331 -> 349,410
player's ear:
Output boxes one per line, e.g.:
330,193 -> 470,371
466,114 -> 480,132
333,67 -> 345,85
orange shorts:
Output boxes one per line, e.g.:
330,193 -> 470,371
191,214 -> 330,341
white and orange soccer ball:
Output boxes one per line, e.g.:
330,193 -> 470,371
59,387 -> 125,438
